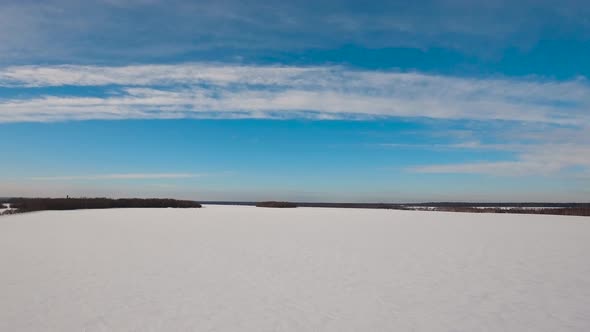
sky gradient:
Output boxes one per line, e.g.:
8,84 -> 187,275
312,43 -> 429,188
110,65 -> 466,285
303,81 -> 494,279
1,0 -> 589,202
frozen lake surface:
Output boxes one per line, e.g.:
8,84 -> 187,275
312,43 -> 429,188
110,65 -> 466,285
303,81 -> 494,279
1,205 -> 589,331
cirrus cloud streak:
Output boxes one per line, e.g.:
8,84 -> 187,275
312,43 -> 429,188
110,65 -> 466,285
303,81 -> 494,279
1,63 -> 589,124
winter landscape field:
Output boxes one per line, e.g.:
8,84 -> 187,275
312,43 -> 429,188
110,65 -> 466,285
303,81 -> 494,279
1,205 -> 589,331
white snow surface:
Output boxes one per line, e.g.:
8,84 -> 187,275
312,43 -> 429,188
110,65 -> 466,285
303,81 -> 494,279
1,205 -> 589,331
0,203 -> 11,214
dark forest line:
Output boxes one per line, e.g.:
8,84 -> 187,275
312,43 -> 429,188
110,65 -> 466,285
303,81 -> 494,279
208,201 -> 590,216
4,197 -> 202,213
2,198 -> 589,216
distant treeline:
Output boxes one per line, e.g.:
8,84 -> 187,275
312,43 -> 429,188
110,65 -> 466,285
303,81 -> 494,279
256,201 -> 297,208
412,202 -> 590,208
436,207 -> 590,216
204,201 -> 590,216
298,202 -> 403,209
6,197 -> 202,212
254,201 -> 402,209
4,198 -> 589,216
203,201 -> 404,209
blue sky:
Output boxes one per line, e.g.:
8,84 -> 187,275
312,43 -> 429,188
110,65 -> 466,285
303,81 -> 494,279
1,0 -> 589,202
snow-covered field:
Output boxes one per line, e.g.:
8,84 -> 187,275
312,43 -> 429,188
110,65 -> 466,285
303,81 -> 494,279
1,205 -> 589,331
0,203 -> 12,214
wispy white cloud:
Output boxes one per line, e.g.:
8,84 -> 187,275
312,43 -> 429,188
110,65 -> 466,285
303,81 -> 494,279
409,144 -> 590,176
380,141 -> 529,151
0,64 -> 319,87
1,63 -> 589,124
30,173 -> 204,181
411,161 -> 562,176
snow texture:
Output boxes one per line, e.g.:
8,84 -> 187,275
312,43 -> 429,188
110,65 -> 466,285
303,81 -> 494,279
0,203 -> 11,214
1,205 -> 589,331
